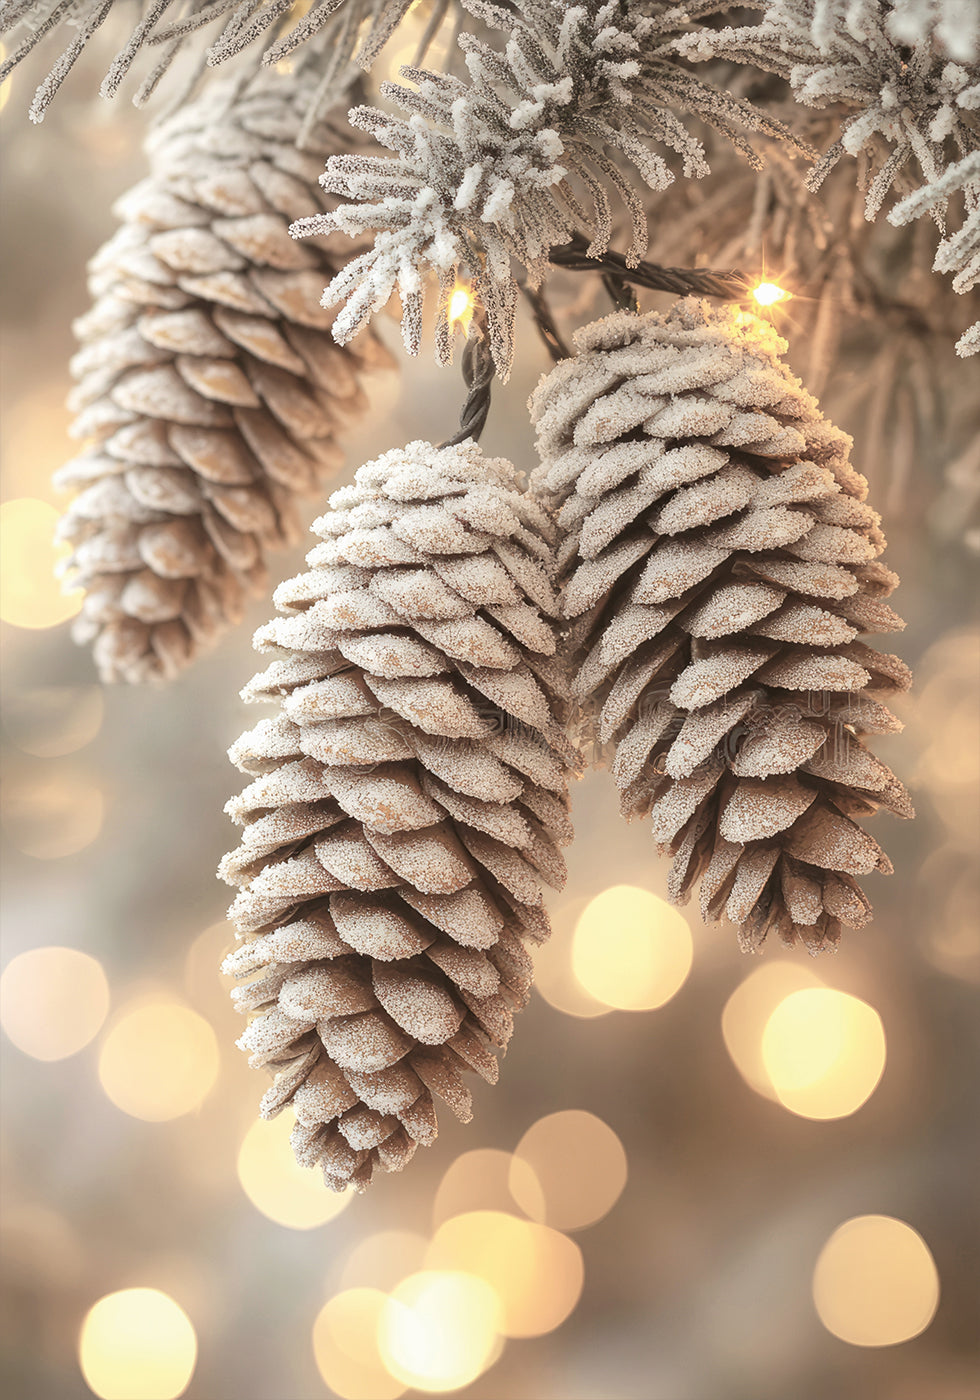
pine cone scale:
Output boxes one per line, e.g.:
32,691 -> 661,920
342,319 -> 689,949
531,299 -> 912,953
60,77 -> 389,684
222,440 -> 575,1191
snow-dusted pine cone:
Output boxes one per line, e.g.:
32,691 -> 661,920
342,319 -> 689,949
530,299 -> 912,953
220,440 -> 577,1191
57,74 -> 389,684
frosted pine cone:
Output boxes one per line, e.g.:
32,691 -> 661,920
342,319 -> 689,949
220,440 -> 576,1191
57,75 -> 389,684
530,300 -> 912,953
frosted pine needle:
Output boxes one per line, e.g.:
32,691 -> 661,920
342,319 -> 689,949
293,0 -> 813,379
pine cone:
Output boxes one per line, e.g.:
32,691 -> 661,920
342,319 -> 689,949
220,440 -> 576,1191
57,75 -> 389,684
530,299 -> 912,953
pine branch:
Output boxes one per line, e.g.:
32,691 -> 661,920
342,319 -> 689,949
678,0 -> 980,354
0,0 -> 422,120
294,0 -> 814,380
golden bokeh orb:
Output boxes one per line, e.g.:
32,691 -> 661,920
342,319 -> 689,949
312,1288 -> 406,1400
378,1271 -> 502,1393
1,946 -> 109,1061
98,1001 -> 219,1121
0,497 -> 82,630
572,885 -> 693,1011
813,1216 -> 940,1346
78,1288 -> 197,1400
427,1210 -> 584,1338
2,766 -> 104,860
433,1148 -> 545,1227
722,961 -> 825,1099
762,987 -> 886,1119
533,897 -> 610,1019
340,1231 -> 429,1293
237,1114 -> 352,1229
511,1109 -> 627,1231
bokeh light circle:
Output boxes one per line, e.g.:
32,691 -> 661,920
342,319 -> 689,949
312,1288 -> 405,1400
572,885 -> 692,1011
813,1216 -> 940,1346
511,1110 -> 627,1231
78,1288 -> 197,1399
238,1114 -> 352,1229
378,1271 -> 502,1393
762,988 -> 886,1119
0,498 -> 82,630
533,898 -> 609,1019
432,1148 -> 544,1227
427,1210 -> 584,1338
340,1232 -> 428,1292
722,962 -> 824,1099
98,1001 -> 219,1121
1,946 -> 109,1060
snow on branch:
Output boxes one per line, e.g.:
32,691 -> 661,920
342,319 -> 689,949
293,0 -> 814,380
0,0 -> 417,121
678,0 -> 980,354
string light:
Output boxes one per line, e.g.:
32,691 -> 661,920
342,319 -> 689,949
721,962 -> 824,1099
448,282 -> 476,332
752,280 -> 791,307
433,1149 -> 545,1226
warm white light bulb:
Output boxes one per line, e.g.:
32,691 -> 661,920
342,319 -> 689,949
448,284 -> 476,329
752,281 -> 790,307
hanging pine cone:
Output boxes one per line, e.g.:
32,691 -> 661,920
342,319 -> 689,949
57,74 -> 389,684
530,299 -> 912,953
220,439 -> 576,1191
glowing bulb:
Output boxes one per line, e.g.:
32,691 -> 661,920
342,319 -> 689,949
448,283 -> 476,331
813,1216 -> 940,1346
78,1288 -> 197,1400
752,281 -> 790,307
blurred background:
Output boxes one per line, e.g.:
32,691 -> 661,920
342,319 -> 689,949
2,12 -> 979,1400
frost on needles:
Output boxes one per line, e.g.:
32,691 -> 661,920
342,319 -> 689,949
293,0 -> 813,379
678,0 -> 980,355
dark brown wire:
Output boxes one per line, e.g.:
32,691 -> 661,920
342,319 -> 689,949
549,233 -> 751,301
